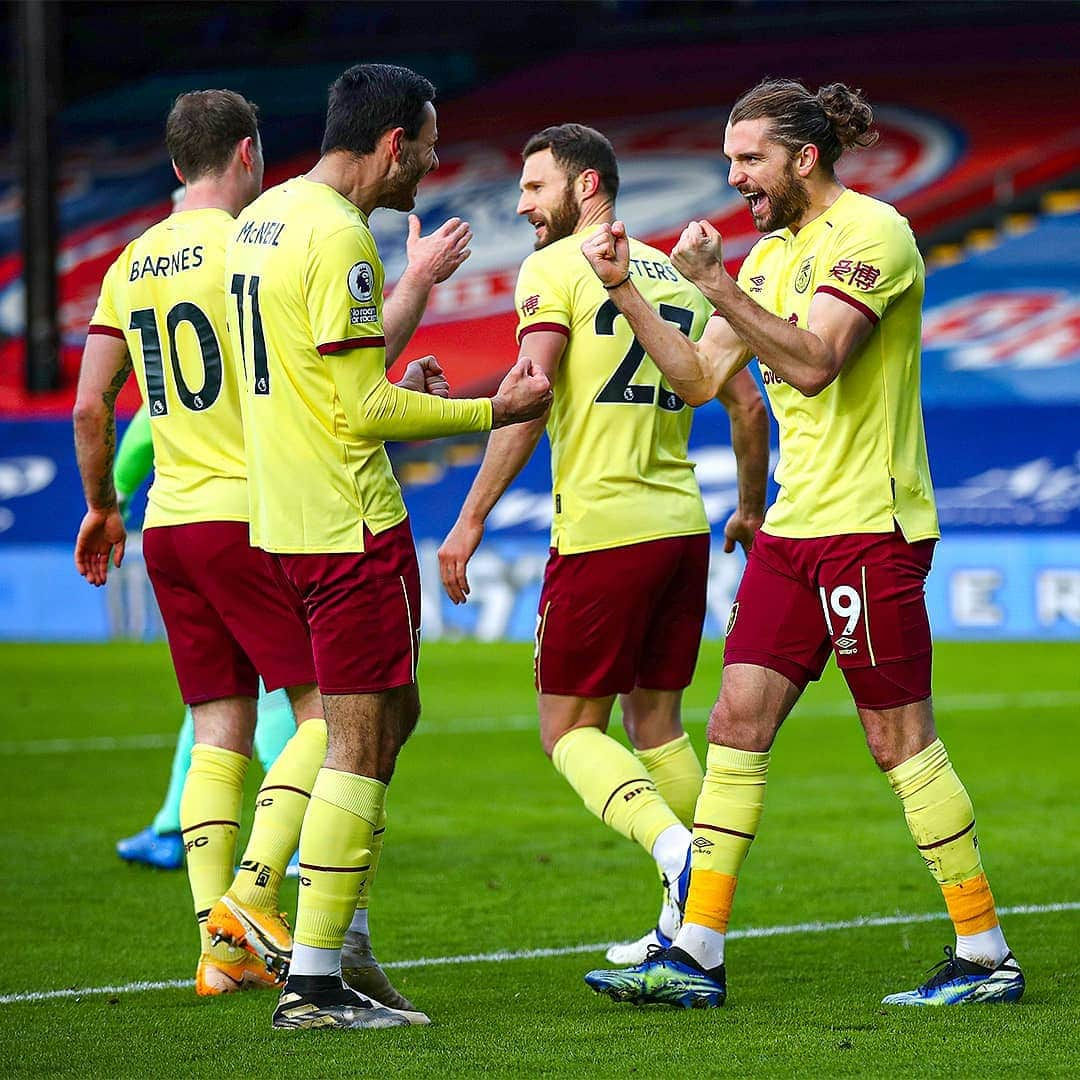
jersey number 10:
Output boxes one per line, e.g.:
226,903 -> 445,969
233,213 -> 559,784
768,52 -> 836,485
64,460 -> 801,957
129,303 -> 222,417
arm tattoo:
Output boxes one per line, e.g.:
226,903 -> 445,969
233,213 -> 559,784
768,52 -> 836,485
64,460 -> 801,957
93,357 -> 132,508
102,357 -> 133,411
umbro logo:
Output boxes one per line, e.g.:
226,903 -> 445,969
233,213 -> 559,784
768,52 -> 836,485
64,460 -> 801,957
835,637 -> 856,649
749,275 -> 766,293
835,636 -> 858,655
691,837 -> 715,851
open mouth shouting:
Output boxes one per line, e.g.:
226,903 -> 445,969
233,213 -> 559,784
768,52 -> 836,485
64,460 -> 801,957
742,190 -> 768,218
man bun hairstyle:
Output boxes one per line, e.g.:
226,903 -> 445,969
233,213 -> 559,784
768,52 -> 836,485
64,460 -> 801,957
815,83 -> 878,155
322,63 -> 436,157
166,90 -> 259,183
729,78 -> 878,171
522,123 -> 620,199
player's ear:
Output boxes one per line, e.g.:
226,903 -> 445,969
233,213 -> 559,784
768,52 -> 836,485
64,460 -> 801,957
796,143 -> 819,178
385,126 -> 405,163
578,168 -> 601,199
171,161 -> 185,185
237,137 -> 257,171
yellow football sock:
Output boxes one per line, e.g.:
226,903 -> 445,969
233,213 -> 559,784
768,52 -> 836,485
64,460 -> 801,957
552,726 -> 682,855
232,717 -> 327,912
294,768 -> 386,950
353,807 -> 386,918
886,738 -> 1000,934
683,744 -> 769,933
181,743 -> 248,957
635,732 -> 704,829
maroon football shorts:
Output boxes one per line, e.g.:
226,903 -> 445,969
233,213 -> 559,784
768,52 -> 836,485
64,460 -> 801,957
142,520 -> 315,705
276,518 -> 421,696
723,526 -> 936,710
534,532 -> 710,698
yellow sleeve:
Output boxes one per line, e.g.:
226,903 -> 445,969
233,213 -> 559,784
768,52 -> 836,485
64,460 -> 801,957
306,225 -> 386,355
514,251 -> 571,345
815,216 -> 919,325
88,255 -> 126,339
310,227 -> 493,440
325,352 -> 493,441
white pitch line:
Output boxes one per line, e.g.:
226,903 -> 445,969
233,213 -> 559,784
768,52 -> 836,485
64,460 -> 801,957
2,901 -> 1075,1007
4,689 -> 1079,756
0,978 -> 196,1005
0,733 -> 177,755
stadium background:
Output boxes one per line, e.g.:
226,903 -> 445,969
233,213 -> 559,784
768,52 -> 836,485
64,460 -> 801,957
1,0 -> 1079,646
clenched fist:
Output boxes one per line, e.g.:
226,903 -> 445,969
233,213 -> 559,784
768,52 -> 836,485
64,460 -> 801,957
491,357 -> 553,427
397,355 -> 451,397
671,219 -> 726,287
581,220 -> 631,288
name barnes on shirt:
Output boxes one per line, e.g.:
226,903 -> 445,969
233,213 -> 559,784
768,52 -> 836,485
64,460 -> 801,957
128,245 -> 204,281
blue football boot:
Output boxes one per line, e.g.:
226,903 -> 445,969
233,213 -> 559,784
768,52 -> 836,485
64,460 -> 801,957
882,946 -> 1025,1006
116,825 -> 184,870
586,946 -> 726,1009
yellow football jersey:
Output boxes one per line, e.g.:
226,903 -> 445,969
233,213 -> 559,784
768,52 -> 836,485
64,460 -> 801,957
737,189 -> 939,542
226,178 -> 492,554
515,225 -> 713,555
89,208 -> 247,529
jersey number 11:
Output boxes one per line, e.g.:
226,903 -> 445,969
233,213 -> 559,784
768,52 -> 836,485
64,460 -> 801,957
230,274 -> 270,395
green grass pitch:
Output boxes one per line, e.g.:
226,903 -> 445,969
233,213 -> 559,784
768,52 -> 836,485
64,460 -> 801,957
0,640 -> 1077,1077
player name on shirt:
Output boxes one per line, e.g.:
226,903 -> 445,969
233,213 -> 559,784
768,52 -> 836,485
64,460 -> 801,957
235,219 -> 287,246
626,257 -> 679,283
128,245 -> 205,281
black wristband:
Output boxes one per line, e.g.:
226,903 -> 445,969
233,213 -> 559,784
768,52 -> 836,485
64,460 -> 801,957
603,273 -> 631,290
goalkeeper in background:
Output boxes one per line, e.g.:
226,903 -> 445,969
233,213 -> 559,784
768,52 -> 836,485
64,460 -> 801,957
111,405 -> 299,873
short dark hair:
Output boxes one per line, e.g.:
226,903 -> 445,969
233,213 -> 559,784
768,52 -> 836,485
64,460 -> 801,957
729,78 -> 878,172
321,63 -> 436,157
522,123 -> 620,199
165,90 -> 259,183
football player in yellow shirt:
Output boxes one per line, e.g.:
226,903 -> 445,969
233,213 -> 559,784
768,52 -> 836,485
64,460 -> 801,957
74,90 -> 331,999
224,63 -> 551,1031
438,124 -> 768,964
582,80 -> 1022,1008
74,90 -> 470,1007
